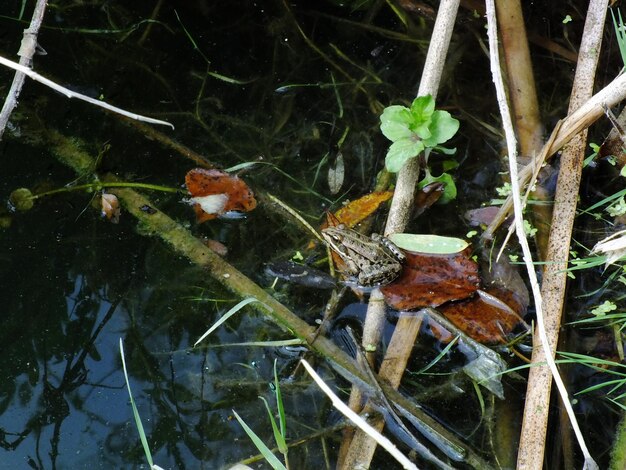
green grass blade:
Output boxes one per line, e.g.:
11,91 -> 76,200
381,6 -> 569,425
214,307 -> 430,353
415,335 -> 459,374
273,360 -> 287,441
232,410 -> 287,470
259,396 -> 288,454
194,297 -> 261,346
612,9 -> 626,69
119,338 -> 154,468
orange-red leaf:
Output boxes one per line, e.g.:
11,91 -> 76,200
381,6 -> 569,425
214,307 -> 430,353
322,191 -> 393,229
381,247 -> 480,309
185,168 -> 257,223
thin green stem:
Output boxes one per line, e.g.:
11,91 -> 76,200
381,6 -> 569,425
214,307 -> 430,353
31,181 -> 185,200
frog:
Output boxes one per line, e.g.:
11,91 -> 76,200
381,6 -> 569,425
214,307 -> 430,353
321,224 -> 405,287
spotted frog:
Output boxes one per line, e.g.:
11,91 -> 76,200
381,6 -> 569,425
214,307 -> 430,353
321,225 -> 405,287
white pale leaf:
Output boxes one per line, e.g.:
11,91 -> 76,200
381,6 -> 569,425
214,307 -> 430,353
189,193 -> 228,215
389,233 -> 468,254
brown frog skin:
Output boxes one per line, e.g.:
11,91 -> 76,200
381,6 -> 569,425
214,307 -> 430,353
321,225 -> 405,286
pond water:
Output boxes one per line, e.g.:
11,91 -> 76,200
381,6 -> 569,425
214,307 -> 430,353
0,1 -> 622,469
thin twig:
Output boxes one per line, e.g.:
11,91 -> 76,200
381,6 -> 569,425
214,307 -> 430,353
485,1 -> 599,468
0,0 -> 47,140
0,54 -> 174,129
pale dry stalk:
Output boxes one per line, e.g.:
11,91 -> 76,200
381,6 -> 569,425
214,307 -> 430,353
495,0 -> 551,257
517,1 -> 607,468
485,0 -> 602,468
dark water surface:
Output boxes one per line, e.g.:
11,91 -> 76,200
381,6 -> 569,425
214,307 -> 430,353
0,1 -> 621,469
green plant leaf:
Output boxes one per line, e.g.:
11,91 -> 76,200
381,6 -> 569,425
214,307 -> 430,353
435,145 -> 457,156
380,105 -> 414,141
419,171 -> 457,203
385,139 -> 424,172
413,121 -> 432,140
273,360 -> 287,442
422,110 -> 459,147
410,95 -> 435,124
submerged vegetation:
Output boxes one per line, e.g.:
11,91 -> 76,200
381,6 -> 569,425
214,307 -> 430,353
3,0 -> 626,469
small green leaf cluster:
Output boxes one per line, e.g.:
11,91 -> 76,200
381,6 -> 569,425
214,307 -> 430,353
591,300 -> 617,316
380,95 -> 459,202
380,95 -> 459,173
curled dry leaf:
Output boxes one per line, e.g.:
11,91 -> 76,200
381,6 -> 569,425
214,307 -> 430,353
327,151 -> 345,195
381,247 -> 480,309
185,168 -> 257,223
101,192 -> 120,224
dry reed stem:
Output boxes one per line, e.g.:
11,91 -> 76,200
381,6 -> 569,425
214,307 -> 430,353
485,1 -> 601,468
495,0 -> 543,156
340,1 -> 461,467
517,1 -> 608,468
495,0 -> 551,258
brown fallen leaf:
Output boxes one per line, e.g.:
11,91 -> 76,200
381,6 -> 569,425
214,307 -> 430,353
185,168 -> 257,223
438,288 -> 529,345
414,182 -> 444,216
380,247 -> 480,309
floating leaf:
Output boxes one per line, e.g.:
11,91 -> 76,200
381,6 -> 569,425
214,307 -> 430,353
388,233 -> 468,254
381,247 -> 480,309
101,192 -> 121,223
439,289 -> 529,344
9,188 -> 34,211
185,168 -> 257,223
